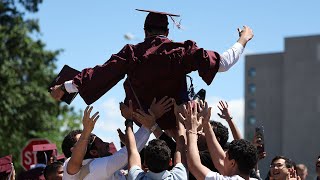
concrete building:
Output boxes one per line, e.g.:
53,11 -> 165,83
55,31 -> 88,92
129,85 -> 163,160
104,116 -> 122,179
245,35 -> 320,179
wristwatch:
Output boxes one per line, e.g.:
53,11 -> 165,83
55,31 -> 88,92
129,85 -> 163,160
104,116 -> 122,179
125,119 -> 134,127
60,84 -> 68,94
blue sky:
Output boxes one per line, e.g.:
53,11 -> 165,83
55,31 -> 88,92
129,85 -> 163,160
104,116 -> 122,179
32,0 -> 319,149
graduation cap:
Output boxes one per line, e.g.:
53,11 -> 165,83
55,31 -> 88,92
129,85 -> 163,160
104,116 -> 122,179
136,9 -> 181,29
0,155 -> 13,174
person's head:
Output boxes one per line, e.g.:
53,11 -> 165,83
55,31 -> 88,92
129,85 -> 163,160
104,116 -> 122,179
269,156 -> 295,180
144,139 -> 171,173
43,161 -> 63,180
144,12 -> 169,37
296,164 -> 308,180
137,9 -> 179,38
36,150 -> 53,165
62,130 -> 112,160
316,155 -> 320,176
223,139 -> 258,177
197,120 -> 229,151
211,121 -> 229,147
0,155 -> 15,180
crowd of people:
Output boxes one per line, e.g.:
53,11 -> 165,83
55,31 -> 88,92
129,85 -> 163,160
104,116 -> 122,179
1,9 -> 319,180
2,100 -> 320,180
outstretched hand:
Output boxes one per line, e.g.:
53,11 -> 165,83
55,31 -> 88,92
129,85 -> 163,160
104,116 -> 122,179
117,128 -> 126,146
132,109 -> 156,130
50,84 -> 64,101
217,101 -> 232,121
238,25 -> 254,41
82,106 -> 99,133
120,100 -> 133,120
150,96 -> 173,119
237,25 -> 254,47
179,101 -> 201,132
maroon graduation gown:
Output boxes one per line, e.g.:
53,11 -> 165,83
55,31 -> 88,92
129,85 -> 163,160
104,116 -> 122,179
73,36 -> 220,129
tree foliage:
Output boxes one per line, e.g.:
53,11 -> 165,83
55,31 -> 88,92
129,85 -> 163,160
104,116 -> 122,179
0,0 -> 81,172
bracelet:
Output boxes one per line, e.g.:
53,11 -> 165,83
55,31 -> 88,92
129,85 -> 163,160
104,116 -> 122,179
125,119 -> 134,127
187,130 -> 198,135
150,123 -> 159,132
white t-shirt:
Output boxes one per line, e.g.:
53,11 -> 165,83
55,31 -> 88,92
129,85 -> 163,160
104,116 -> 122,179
205,171 -> 258,180
63,126 -> 151,180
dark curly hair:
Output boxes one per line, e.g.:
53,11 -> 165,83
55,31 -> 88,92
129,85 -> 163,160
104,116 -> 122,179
211,121 -> 229,147
62,130 -> 96,159
144,139 -> 171,173
227,139 -> 258,175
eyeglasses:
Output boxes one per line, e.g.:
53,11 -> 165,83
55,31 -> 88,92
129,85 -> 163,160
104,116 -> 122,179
270,163 -> 286,169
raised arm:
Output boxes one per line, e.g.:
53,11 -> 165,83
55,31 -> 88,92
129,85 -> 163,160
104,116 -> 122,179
67,106 -> 99,175
218,26 -> 254,72
181,101 -> 211,180
217,100 -> 242,140
173,99 -> 187,166
202,102 -> 226,175
50,44 -> 133,104
125,119 -> 141,170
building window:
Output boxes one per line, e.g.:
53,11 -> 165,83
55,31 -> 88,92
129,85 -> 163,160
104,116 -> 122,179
248,67 -> 256,77
248,99 -> 256,109
248,83 -> 256,94
248,116 -> 256,125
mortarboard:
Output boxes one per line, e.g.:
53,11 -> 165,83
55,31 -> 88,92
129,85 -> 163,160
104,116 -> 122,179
136,9 -> 181,29
48,65 -> 80,104
0,155 -> 13,174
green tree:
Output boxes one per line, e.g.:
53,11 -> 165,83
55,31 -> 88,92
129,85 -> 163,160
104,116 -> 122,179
0,0 -> 81,172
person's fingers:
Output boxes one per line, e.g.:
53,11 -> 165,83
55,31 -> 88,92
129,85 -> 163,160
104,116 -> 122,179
117,128 -> 124,136
148,109 -> 156,118
87,106 -> 93,116
132,112 -> 143,122
93,115 -> 99,124
84,106 -> 90,113
207,107 -> 212,118
219,101 -> 224,108
178,113 -> 186,121
163,98 -> 174,107
226,101 -> 228,108
164,101 -> 174,109
136,109 -> 148,117
83,106 -> 91,119
200,100 -> 204,108
164,107 -> 172,113
217,113 -> 223,118
217,105 -> 223,112
151,98 -> 156,105
159,96 -> 168,104
91,111 -> 99,120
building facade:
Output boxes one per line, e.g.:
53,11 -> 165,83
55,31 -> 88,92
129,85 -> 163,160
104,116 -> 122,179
245,35 -> 320,179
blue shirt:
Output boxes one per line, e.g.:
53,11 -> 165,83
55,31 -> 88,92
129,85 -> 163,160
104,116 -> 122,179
128,163 -> 187,180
